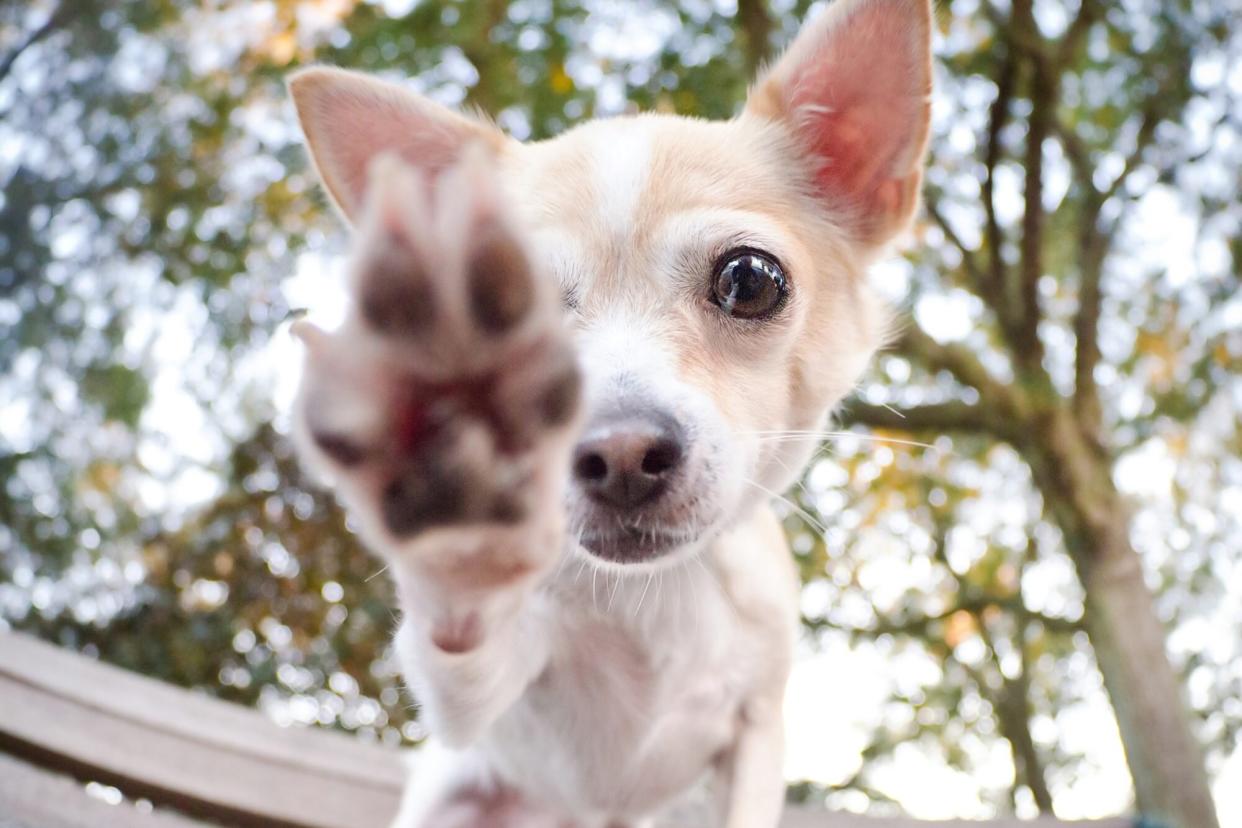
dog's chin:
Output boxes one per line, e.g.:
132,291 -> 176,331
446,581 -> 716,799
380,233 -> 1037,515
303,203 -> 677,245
578,526 -> 699,565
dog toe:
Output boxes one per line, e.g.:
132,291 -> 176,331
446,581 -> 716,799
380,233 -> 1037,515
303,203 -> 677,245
382,463 -> 469,537
358,233 -> 435,337
468,229 -> 535,334
309,430 -> 368,467
536,352 -> 581,428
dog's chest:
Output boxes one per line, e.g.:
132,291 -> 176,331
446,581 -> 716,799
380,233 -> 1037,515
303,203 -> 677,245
485,565 -> 752,815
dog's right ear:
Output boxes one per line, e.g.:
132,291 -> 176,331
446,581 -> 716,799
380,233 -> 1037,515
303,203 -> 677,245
288,67 -> 508,222
745,0 -> 933,246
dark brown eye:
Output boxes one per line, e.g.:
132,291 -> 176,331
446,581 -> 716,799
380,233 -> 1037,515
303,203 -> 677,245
711,250 -> 787,319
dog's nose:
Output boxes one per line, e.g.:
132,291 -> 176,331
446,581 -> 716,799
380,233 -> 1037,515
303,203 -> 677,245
572,414 -> 685,510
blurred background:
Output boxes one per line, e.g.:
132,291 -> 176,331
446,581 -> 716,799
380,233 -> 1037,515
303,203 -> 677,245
0,0 -> 1239,824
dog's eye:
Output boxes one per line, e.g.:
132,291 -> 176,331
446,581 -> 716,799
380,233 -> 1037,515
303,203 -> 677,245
711,250 -> 786,319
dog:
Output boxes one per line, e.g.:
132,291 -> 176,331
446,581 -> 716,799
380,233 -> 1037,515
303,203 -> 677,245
287,0 -> 932,825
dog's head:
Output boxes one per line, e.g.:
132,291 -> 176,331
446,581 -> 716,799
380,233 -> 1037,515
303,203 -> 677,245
290,0 -> 932,567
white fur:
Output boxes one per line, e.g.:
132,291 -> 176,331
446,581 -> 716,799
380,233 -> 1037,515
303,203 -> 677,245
591,121 -> 653,242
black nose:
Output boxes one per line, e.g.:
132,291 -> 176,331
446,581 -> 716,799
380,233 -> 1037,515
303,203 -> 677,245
572,413 -> 685,510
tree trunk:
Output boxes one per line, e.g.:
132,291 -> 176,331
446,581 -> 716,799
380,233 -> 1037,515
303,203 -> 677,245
1022,407 -> 1219,828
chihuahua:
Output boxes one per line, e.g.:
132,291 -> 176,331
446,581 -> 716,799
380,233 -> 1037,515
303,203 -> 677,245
287,0 -> 931,825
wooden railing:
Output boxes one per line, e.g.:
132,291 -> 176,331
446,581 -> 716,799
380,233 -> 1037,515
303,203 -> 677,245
0,632 -> 1133,828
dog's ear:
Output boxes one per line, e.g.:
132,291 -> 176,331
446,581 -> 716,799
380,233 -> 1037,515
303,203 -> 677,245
746,0 -> 933,246
288,67 -> 508,222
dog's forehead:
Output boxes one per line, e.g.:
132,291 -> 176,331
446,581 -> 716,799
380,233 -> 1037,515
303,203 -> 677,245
509,114 -> 797,250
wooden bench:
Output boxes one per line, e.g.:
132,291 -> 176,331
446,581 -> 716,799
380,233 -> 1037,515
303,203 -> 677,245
0,632 -> 1132,827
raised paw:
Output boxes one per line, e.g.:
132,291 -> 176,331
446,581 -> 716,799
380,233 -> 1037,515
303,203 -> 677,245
293,149 -> 580,555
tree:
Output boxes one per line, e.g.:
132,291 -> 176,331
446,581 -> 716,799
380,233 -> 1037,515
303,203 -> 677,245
1,1 -> 1237,824
813,2 -> 1238,826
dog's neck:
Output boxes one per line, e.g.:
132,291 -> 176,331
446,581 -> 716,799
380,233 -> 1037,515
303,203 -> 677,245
545,536 -> 734,630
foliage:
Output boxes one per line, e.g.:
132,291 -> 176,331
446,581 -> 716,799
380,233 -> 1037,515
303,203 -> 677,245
0,0 -> 1238,821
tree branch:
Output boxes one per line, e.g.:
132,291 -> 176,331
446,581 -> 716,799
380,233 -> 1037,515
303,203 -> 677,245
1012,0 -> 1052,369
1071,217 -> 1108,436
1056,121 -> 1110,436
842,400 -> 998,436
1055,75 -> 1168,209
981,44 -> 1017,338
894,326 -> 1023,416
850,323 -> 1037,439
737,0 -> 774,75
983,1 -> 1049,63
1053,119 -> 1094,191
1101,102 -> 1162,203
1055,0 -> 1102,74
1065,98 -> 1168,436
843,383 -> 1025,446
0,2 -> 74,85
458,0 -> 511,114
923,193 -> 1000,319
809,597 -> 1083,640
972,606 -> 1057,814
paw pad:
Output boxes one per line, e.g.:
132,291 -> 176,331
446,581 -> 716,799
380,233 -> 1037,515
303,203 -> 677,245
538,358 -> 581,428
468,231 -> 534,333
379,460 -> 532,537
359,236 -> 434,336
381,463 -> 469,538
300,151 -> 581,548
311,431 -> 367,467
488,491 -> 528,525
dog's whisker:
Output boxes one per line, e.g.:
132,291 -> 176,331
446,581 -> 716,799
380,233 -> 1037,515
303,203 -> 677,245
755,435 -> 936,452
742,427 -> 928,439
765,450 -> 818,503
634,572 -> 655,617
743,477 -> 830,536
743,429 -> 937,450
739,428 -> 892,436
608,570 -> 622,612
591,563 -> 600,613
677,563 -> 685,629
551,546 -> 572,581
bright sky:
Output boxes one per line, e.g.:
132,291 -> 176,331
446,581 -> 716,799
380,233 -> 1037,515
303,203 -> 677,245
4,0 -> 1238,822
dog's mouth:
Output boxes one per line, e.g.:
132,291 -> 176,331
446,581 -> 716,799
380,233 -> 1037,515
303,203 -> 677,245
577,525 -> 698,564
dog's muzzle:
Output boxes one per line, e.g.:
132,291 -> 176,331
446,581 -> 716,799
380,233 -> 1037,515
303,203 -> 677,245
570,409 -> 693,563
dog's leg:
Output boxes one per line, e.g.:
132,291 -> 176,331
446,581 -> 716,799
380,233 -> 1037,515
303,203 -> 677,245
715,691 -> 787,828
293,148 -> 581,746
704,508 -> 798,828
393,741 -> 574,828
391,597 -> 551,744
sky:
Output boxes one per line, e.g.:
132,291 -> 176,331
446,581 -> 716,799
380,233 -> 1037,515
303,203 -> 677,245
3,0 -> 1239,822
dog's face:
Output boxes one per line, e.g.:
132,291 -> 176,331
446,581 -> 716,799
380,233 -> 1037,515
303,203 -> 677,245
508,116 -> 900,566
291,0 -> 931,567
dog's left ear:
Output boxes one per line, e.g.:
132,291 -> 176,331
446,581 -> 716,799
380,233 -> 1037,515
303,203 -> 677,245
288,67 -> 509,223
746,0 -> 933,246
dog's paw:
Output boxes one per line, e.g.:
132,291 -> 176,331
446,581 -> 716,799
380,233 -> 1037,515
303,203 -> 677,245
293,149 -> 580,572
